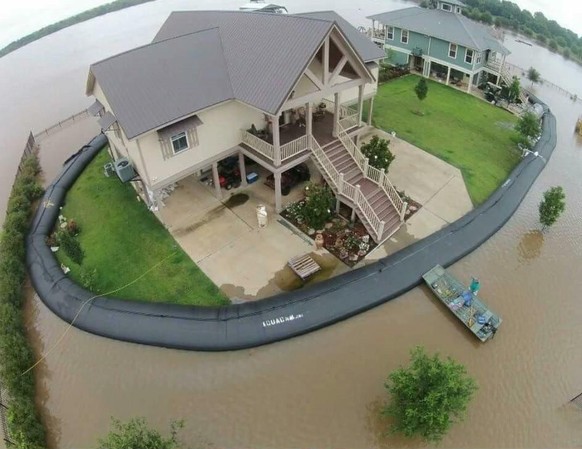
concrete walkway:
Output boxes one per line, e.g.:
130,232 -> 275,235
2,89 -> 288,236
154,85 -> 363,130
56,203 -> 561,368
359,128 -> 473,261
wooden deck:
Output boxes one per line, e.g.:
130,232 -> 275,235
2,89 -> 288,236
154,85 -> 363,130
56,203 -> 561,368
265,111 -> 337,147
423,265 -> 502,342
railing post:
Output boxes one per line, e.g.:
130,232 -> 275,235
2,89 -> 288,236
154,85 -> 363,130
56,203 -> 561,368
380,168 -> 385,186
338,173 -> 344,194
378,220 -> 385,239
400,201 -> 408,221
363,158 -> 369,177
354,184 -> 361,204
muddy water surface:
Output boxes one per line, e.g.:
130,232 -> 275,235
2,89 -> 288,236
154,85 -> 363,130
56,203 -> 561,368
2,0 -> 582,447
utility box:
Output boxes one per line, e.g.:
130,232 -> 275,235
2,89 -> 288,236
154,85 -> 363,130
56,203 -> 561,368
103,162 -> 115,177
256,205 -> 268,228
114,158 -> 136,183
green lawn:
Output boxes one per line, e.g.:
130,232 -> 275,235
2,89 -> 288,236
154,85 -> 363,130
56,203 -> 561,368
55,149 -> 228,306
367,75 -> 520,205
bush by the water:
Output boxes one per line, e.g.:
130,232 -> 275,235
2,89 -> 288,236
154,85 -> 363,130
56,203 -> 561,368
0,154 -> 47,448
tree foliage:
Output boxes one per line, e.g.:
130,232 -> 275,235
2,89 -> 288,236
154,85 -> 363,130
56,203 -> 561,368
508,76 -> 521,103
382,346 -> 477,443
98,417 -> 184,449
539,186 -> 566,229
414,78 -> 428,102
360,136 -> 395,171
527,67 -> 541,85
300,183 -> 335,230
515,111 -> 541,144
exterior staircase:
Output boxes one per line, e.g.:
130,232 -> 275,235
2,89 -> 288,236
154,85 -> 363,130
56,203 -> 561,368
499,64 -> 528,104
309,122 -> 407,244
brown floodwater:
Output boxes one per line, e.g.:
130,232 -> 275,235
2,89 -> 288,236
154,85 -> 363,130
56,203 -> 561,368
2,0 -> 582,448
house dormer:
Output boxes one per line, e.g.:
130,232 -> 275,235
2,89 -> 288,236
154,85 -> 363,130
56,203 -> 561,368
436,0 -> 464,14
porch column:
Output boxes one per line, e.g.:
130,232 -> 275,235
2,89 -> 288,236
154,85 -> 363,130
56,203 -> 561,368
332,92 -> 341,137
357,84 -> 365,125
272,114 -> 281,166
274,172 -> 282,213
446,66 -> 451,85
238,152 -> 247,187
467,73 -> 473,93
367,97 -> 374,126
212,161 -> 222,199
305,102 -> 313,146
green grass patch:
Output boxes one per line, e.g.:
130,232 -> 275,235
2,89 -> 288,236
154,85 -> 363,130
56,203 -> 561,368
56,149 -> 228,306
366,75 -> 521,205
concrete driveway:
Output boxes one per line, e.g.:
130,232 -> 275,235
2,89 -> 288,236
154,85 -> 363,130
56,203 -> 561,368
359,128 -> 473,261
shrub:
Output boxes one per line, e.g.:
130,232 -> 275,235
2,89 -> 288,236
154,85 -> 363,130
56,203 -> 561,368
360,135 -> 395,171
80,267 -> 99,292
301,183 -> 335,230
539,186 -> 566,230
57,230 -> 84,265
66,219 -> 80,236
98,417 -> 184,449
0,153 -> 47,448
515,111 -> 541,144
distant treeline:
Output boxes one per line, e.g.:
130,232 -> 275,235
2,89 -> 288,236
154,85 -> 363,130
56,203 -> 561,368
421,0 -> 582,64
0,0 -> 156,58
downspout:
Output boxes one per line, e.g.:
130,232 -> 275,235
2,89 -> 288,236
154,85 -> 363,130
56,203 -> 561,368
426,36 -> 432,76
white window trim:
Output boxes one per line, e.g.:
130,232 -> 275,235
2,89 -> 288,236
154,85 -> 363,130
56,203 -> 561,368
465,48 -> 474,64
171,131 -> 189,154
401,29 -> 409,44
386,26 -> 394,40
449,43 -> 457,59
476,52 -> 482,64
441,3 -> 452,11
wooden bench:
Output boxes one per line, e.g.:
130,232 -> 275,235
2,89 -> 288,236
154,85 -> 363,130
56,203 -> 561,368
288,254 -> 321,280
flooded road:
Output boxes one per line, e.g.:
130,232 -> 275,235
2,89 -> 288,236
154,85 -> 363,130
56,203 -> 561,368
1,0 -> 582,447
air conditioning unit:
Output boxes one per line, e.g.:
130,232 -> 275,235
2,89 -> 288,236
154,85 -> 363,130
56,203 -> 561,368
114,157 -> 136,183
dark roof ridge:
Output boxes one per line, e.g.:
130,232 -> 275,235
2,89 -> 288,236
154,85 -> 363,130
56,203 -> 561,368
91,26 -> 221,68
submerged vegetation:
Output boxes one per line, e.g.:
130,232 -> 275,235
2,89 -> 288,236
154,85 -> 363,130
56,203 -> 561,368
0,0 -> 156,58
0,155 -> 46,448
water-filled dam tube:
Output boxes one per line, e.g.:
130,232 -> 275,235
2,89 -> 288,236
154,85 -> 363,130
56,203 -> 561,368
27,99 -> 557,351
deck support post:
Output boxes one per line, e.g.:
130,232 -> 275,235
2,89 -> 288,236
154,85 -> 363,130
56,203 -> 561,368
367,97 -> 374,126
332,92 -> 341,137
357,84 -> 365,125
272,114 -> 281,166
446,66 -> 451,85
212,161 -> 222,199
274,171 -> 282,213
335,197 -> 341,213
238,152 -> 247,187
338,173 -> 345,194
378,221 -> 385,240
363,157 -> 369,177
305,101 -> 313,147
467,73 -> 474,93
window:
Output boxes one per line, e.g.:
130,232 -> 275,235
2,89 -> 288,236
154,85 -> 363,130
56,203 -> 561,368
401,29 -> 409,44
171,132 -> 189,153
386,26 -> 394,40
449,43 -> 457,58
476,52 -> 482,64
465,48 -> 474,64
441,3 -> 452,11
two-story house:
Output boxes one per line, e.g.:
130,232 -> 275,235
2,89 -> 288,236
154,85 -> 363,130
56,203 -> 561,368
86,11 -> 408,243
368,0 -> 510,92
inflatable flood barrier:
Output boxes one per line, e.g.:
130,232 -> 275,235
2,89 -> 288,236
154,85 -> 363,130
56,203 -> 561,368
27,100 -> 557,351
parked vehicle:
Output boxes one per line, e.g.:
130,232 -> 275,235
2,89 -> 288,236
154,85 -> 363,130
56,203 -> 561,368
218,156 -> 241,190
265,163 -> 310,195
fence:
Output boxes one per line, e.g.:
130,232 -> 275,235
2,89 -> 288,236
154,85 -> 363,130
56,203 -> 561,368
0,386 -> 12,446
15,132 -> 38,177
33,109 -> 89,142
505,62 -> 581,102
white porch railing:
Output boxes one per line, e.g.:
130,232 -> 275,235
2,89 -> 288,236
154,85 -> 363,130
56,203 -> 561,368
336,121 -> 407,218
281,134 -> 309,162
311,137 -> 386,241
241,130 -> 274,160
486,59 -> 502,72
320,99 -> 358,119
339,113 -> 360,130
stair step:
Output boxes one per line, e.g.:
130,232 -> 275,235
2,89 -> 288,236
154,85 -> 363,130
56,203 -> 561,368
345,170 -> 363,184
324,145 -> 344,158
330,152 -> 352,165
336,159 -> 357,173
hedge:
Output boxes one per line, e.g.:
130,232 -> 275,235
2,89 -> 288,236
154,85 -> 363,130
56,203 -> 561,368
0,155 -> 47,448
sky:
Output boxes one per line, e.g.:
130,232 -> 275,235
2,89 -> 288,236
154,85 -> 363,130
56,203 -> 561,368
0,0 -> 581,49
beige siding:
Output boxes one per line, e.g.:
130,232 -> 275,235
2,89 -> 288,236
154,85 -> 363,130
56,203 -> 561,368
336,65 -> 379,104
137,100 -> 264,187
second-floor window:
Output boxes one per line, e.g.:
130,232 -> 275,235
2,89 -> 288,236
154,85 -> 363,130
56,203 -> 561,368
171,132 -> 189,154
449,43 -> 457,58
465,48 -> 474,64
476,52 -> 482,64
386,26 -> 394,40
401,29 -> 409,44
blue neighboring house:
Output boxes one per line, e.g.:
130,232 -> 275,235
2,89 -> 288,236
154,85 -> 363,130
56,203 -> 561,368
368,0 -> 510,92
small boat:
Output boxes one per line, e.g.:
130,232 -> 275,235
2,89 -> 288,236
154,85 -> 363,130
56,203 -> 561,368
239,0 -> 288,14
575,116 -> 582,135
422,265 -> 502,342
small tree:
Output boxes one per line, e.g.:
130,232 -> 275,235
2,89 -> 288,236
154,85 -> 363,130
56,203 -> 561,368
515,111 -> 541,146
527,66 -> 541,86
301,183 -> 335,230
360,136 -> 395,171
98,417 -> 184,449
539,186 -> 566,230
414,78 -> 428,114
508,76 -> 521,103
57,230 -> 84,265
382,346 -> 477,443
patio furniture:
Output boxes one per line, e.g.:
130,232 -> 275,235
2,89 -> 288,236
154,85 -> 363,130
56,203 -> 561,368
288,254 -> 321,280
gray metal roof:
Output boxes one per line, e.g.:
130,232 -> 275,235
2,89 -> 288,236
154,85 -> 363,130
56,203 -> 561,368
157,115 -> 203,141
438,0 -> 466,7
97,111 -> 117,131
90,11 -> 375,140
295,11 -> 386,62
90,28 -> 232,140
88,99 -> 104,116
368,7 -> 509,55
